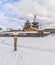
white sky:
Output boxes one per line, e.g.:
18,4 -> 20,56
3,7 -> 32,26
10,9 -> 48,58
0,0 -> 55,29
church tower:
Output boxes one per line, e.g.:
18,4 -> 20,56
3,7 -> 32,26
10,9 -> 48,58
32,15 -> 39,29
23,20 -> 31,31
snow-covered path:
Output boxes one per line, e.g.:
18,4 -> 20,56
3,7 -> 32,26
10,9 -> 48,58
0,34 -> 55,65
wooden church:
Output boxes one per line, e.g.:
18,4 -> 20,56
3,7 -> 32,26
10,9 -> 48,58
23,15 -> 39,31
23,15 -> 47,37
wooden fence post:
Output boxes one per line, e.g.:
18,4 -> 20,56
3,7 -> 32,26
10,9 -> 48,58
14,34 -> 17,51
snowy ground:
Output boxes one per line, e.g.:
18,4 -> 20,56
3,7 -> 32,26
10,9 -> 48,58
0,34 -> 55,65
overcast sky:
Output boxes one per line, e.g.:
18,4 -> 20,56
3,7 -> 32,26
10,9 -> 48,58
0,0 -> 55,30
